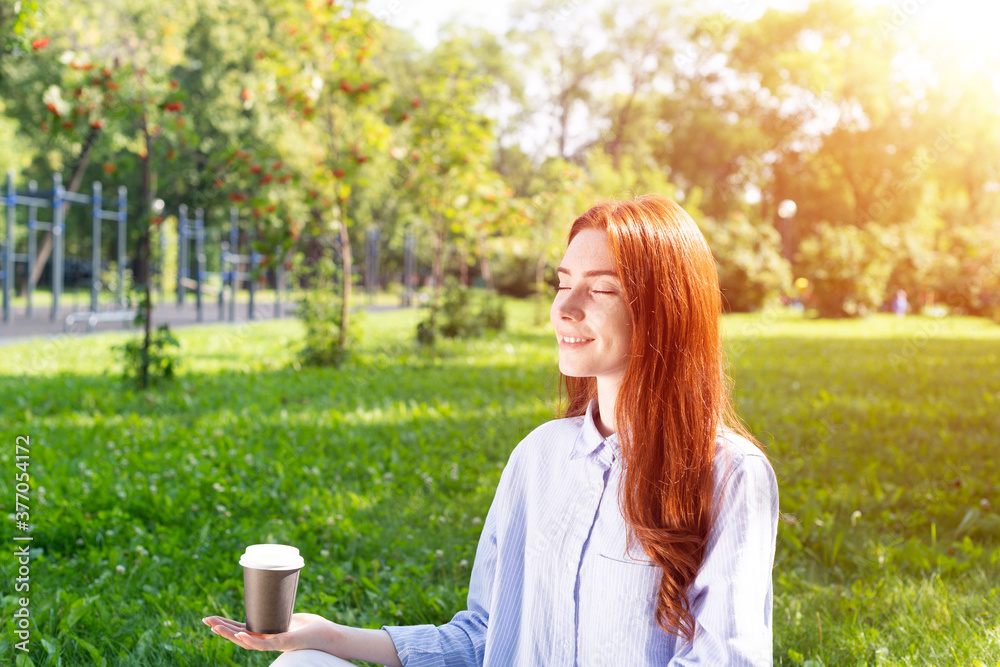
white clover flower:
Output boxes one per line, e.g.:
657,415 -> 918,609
449,463 -> 459,481
472,517 -> 482,526
115,565 -> 126,575
459,559 -> 469,568
320,549 -> 330,558
213,482 -> 225,493
434,549 -> 444,559
316,575 -> 325,583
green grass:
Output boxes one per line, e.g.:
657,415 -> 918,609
1,305 -> 998,666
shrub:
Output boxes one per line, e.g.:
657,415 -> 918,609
416,281 -> 507,345
698,212 -> 792,312
292,253 -> 356,367
115,323 -> 180,385
796,222 -> 894,318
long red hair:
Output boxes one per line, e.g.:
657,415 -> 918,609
559,194 -> 760,644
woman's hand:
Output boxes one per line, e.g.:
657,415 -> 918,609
202,613 -> 339,653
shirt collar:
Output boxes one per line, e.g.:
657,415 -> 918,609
569,398 -> 620,469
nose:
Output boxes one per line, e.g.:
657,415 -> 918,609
552,287 -> 584,321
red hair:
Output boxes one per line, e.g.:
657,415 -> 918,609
560,194 -> 760,644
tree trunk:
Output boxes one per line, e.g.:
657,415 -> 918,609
431,225 -> 445,300
337,197 -> 352,351
22,125 -> 102,296
478,232 -> 494,292
138,140 -> 154,388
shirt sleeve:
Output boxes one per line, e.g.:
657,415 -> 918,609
381,485 -> 502,667
669,453 -> 779,666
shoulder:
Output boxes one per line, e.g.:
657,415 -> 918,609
713,428 -> 777,495
506,414 -> 586,468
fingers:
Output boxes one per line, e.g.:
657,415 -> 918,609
203,616 -> 247,632
203,616 -> 286,652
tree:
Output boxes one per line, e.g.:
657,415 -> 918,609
393,34 -> 499,297
251,0 -> 403,358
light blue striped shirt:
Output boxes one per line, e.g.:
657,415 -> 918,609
384,399 -> 779,665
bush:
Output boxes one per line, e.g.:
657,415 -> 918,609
796,222 -> 894,318
698,212 -> 792,312
115,323 -> 180,385
479,294 -> 507,331
416,281 -> 507,345
929,222 -> 1000,321
292,253 -> 356,367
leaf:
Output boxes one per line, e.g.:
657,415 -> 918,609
954,508 -> 980,538
71,635 -> 107,666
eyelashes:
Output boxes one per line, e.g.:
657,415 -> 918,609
556,286 -> 618,295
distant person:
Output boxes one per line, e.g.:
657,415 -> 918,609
893,289 -> 909,317
205,195 -> 780,665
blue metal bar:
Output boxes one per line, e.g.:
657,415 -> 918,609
218,226 -> 226,321
91,181 -> 102,314
195,208 -> 204,322
3,171 -> 13,323
229,207 -> 238,323
248,226 -> 255,320
26,180 -> 37,318
62,190 -> 91,205
177,204 -> 188,307
274,243 -> 282,319
11,194 -> 51,208
51,173 -> 65,321
117,186 -> 127,308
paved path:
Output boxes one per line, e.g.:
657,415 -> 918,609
0,298 -> 298,346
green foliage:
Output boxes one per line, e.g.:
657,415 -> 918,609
417,281 -> 507,345
438,282 -> 481,339
929,220 -> 1000,322
1,309 -> 999,664
292,253 -> 354,367
796,223 -> 894,317
114,323 -> 179,385
479,294 -> 507,332
698,211 -> 792,312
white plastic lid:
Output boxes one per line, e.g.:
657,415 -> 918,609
239,543 -> 305,570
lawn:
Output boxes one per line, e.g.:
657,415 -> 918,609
1,304 -> 998,666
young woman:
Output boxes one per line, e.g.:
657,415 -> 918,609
205,194 -> 779,665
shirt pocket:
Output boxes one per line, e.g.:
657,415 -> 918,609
578,554 -> 672,666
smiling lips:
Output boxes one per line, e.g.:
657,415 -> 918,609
559,335 -> 594,345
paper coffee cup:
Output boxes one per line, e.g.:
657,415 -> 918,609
240,544 -> 304,634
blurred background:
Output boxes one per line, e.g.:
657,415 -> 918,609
1,0 -> 998,319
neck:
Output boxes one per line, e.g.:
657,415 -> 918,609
595,379 -> 618,438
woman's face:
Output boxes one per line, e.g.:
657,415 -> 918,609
550,227 -> 632,389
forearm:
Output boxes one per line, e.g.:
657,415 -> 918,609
322,625 -> 403,667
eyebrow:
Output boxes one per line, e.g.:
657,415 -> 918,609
556,268 -> 619,278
